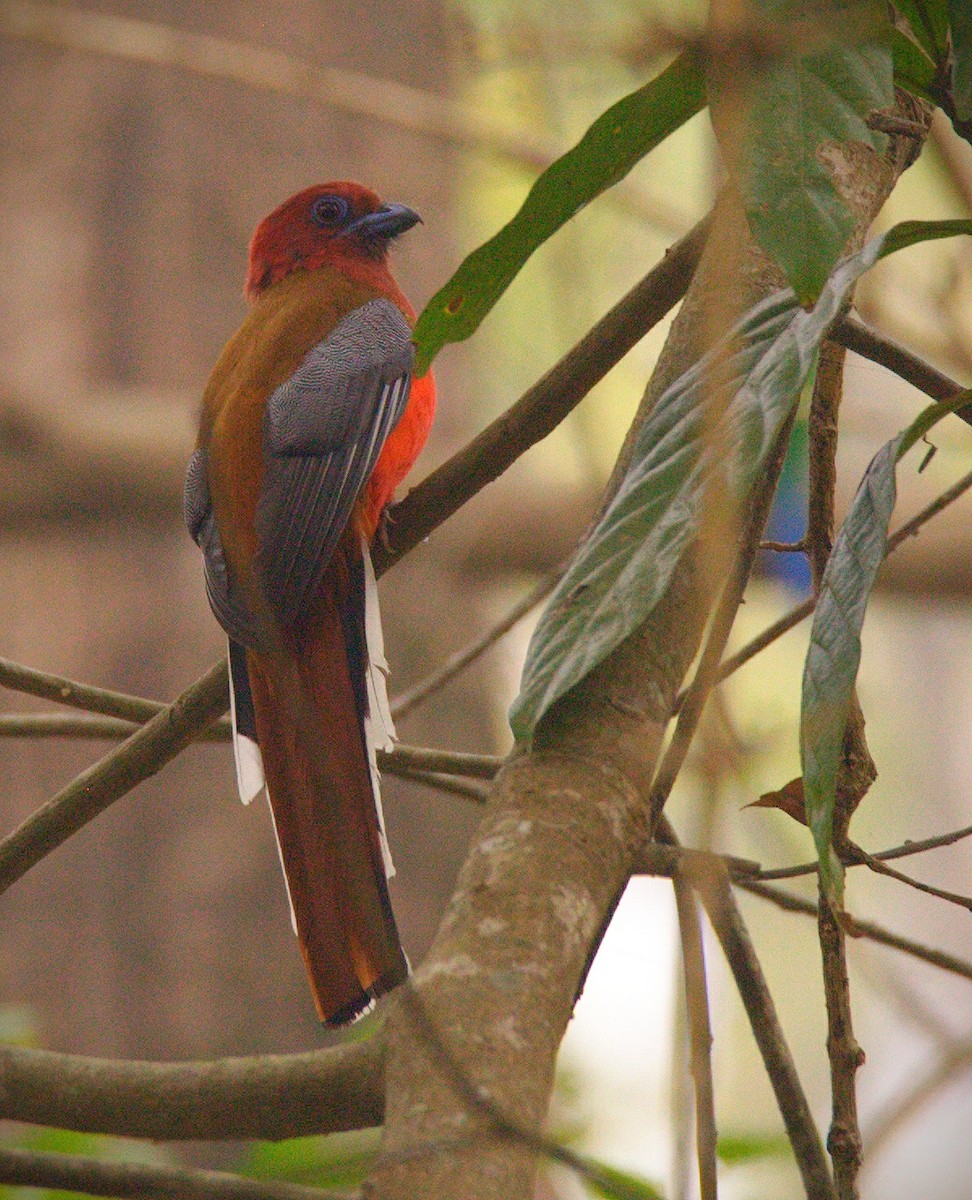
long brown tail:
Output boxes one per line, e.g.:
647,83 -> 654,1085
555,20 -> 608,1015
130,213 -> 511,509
245,589 -> 407,1025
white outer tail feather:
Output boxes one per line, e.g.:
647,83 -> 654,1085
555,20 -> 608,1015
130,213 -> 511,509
228,638 -> 266,805
361,537 -> 397,878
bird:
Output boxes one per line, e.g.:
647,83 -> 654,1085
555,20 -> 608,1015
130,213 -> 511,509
184,182 -> 435,1024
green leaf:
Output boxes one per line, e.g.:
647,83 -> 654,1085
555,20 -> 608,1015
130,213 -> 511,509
949,0 -> 972,119
510,219 -> 972,744
894,0 -> 951,61
890,27 -> 937,100
717,1130 -> 794,1163
801,385 -> 972,906
578,1159 -> 665,1200
708,0 -> 893,305
411,50 -> 707,375
240,1131 -> 380,1190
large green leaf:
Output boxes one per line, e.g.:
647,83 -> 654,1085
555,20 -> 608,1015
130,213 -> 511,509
411,51 -> 706,376
895,0 -> 951,61
801,387 -> 972,906
949,0 -> 972,119
510,219 -> 972,744
890,27 -> 937,100
708,0 -> 893,305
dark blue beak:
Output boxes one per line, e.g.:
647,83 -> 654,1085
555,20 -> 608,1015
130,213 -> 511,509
346,202 -> 421,241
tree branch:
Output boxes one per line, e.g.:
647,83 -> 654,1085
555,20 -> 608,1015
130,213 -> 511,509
672,866 -> 718,1200
739,879 -> 972,982
0,1147 -> 346,1200
832,314 -> 970,413
688,857 -> 835,1200
0,660 -> 228,896
0,1038 -> 383,1140
391,566 -> 563,722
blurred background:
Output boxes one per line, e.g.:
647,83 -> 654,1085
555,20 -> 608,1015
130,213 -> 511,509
1,2 -> 972,1197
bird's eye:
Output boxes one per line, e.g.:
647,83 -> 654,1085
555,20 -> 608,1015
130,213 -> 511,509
310,195 -> 350,228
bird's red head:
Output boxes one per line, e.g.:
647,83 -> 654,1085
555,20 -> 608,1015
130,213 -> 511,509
244,181 -> 422,302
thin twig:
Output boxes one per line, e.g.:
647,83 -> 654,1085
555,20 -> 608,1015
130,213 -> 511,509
672,865 -> 719,1200
688,859 -> 836,1200
388,768 -> 491,804
0,712 -> 228,740
0,1147 -> 348,1200
391,566 -> 564,722
818,892 -> 864,1200
739,879 -> 972,982
832,314 -> 971,415
756,822 -> 972,880
0,660 -> 229,896
0,655 -> 167,722
0,708 -> 501,783
686,464 -> 972,708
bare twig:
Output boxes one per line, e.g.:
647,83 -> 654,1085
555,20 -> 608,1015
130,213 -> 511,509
691,464 -> 972,707
672,866 -> 718,1200
818,893 -> 864,1200
0,1147 -> 347,1200
392,566 -> 563,722
757,822 -> 972,880
739,879 -> 972,982
687,858 -> 836,1200
0,655 -> 167,722
0,660 -> 229,896
832,315 -> 970,412
0,1039 -> 384,1139
0,713 -> 184,740
387,768 -> 490,804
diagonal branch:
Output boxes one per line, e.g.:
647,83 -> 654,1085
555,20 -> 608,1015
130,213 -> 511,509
374,217 -> 710,572
739,879 -> 972,983
0,660 -> 228,896
688,858 -> 835,1200
392,566 -> 563,722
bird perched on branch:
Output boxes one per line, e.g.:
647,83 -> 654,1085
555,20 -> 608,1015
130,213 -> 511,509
184,182 -> 435,1024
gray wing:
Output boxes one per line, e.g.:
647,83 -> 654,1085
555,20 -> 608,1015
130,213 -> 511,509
255,298 -> 414,629
184,447 -> 260,646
